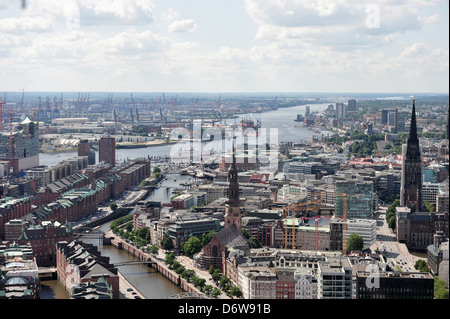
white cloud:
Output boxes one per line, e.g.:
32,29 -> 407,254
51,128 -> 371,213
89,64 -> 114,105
168,19 -> 198,33
161,8 -> 180,22
0,16 -> 54,33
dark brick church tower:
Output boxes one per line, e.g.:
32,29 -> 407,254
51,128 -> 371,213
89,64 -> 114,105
400,98 -> 424,212
224,140 -> 242,231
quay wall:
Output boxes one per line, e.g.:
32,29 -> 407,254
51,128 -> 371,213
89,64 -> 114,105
108,234 -> 200,295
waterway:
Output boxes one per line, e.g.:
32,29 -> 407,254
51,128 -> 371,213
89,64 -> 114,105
38,104 -> 331,299
39,103 -> 332,168
40,174 -> 191,299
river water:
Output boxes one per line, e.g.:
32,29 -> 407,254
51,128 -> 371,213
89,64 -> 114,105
38,103 -> 331,299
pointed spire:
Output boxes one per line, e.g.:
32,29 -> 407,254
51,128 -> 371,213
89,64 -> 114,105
408,98 -> 419,144
405,97 -> 421,160
226,135 -> 239,206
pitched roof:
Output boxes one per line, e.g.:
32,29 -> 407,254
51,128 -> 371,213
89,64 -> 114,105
214,224 -> 249,249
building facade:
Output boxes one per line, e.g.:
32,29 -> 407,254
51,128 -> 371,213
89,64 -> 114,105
99,136 -> 116,167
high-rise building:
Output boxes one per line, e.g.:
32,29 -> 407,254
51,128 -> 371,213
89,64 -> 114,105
400,99 -> 423,212
0,117 -> 39,176
381,109 -> 389,125
77,139 -> 95,165
347,99 -> 357,112
98,136 -> 116,167
78,139 -> 90,156
336,103 -> 346,118
335,180 -> 374,220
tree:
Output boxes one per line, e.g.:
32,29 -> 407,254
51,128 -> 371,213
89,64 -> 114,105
211,288 -> 221,298
424,201 -> 435,213
110,202 -> 118,212
347,233 -> 364,252
434,276 -> 450,299
160,233 -> 174,250
414,259 -> 429,272
201,230 -> 215,246
219,275 -> 230,289
148,245 -> 159,255
175,264 -> 186,275
182,269 -> 196,282
230,286 -> 243,298
386,200 -> 400,230
211,269 -> 222,282
183,236 -> 202,255
204,285 -> 213,296
164,252 -> 175,265
153,166 -> 161,174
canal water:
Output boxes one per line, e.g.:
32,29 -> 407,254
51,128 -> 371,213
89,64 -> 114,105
40,174 -> 189,299
38,104 -> 331,299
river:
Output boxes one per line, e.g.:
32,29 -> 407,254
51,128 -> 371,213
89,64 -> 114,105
38,104 -> 331,299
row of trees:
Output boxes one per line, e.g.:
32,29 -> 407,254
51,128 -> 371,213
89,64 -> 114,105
208,265 -> 242,298
386,200 -> 399,230
414,260 -> 449,299
163,253 -> 234,298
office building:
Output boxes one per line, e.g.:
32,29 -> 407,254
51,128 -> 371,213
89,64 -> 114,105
335,180 -> 374,220
356,271 -> 434,299
99,136 -> 116,167
317,256 -> 353,299
0,117 -> 39,176
347,99 -> 357,112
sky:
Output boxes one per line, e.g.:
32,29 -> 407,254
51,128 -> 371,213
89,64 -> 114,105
0,0 -> 448,93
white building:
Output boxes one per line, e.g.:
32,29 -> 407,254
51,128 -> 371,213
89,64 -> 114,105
294,268 -> 317,299
237,266 -> 277,299
330,218 -> 377,250
423,182 -> 446,206
317,257 -> 353,299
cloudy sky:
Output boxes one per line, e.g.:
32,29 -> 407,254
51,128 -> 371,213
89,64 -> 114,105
0,0 -> 448,93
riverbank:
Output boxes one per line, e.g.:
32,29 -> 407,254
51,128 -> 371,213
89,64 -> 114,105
106,229 -> 228,299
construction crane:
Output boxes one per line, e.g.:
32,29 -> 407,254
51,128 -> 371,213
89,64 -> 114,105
0,96 -> 4,131
283,199 -> 321,216
298,215 -> 334,251
283,199 -> 321,249
335,193 -> 362,255
9,107 -> 13,174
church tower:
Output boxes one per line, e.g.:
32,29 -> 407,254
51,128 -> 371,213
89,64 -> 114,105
224,139 -> 241,230
400,98 -> 424,212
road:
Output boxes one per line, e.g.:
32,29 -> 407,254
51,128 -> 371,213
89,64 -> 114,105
373,207 -> 423,272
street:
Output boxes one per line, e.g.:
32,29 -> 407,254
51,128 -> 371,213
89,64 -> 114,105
373,207 -> 423,272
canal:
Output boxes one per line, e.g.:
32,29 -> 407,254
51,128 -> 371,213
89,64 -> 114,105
40,173 -> 191,299
39,104 -> 331,299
